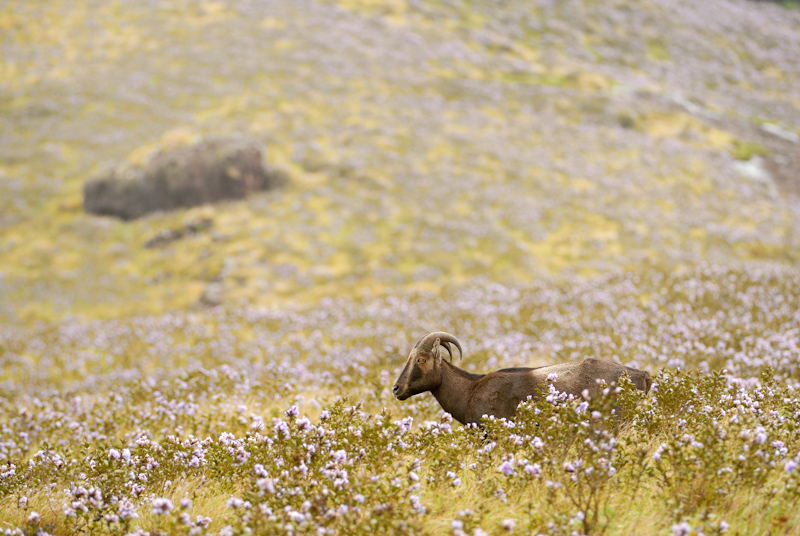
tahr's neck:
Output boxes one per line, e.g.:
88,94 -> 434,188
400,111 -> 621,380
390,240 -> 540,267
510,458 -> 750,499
430,361 -> 483,425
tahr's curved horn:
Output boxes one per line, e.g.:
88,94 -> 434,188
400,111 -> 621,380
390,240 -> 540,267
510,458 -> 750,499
414,332 -> 463,363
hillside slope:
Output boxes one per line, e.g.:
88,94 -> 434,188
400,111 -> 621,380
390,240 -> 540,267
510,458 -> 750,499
1,0 -> 799,321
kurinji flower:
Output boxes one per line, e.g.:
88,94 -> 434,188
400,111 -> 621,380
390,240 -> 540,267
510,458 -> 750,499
151,498 -> 173,515
273,419 -> 291,439
672,521 -> 692,536
653,444 -> 667,462
226,496 -> 244,509
118,500 -> 138,520
499,460 -> 515,475
409,495 -> 426,514
785,459 -> 798,474
332,449 -> 347,464
524,463 -> 542,477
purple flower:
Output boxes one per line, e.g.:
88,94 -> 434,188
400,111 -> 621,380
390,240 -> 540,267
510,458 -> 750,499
672,521 -> 692,536
332,449 -> 348,464
499,460 -> 515,476
524,463 -> 541,477
785,459 -> 798,474
226,496 -> 244,509
151,498 -> 173,515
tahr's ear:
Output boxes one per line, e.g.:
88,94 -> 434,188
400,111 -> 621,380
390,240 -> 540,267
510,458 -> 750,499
432,337 -> 442,362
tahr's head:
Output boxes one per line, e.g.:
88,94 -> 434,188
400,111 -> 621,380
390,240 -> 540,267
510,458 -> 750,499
392,332 -> 463,400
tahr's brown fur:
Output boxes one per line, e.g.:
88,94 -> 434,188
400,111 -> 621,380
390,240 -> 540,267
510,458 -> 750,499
393,332 -> 652,425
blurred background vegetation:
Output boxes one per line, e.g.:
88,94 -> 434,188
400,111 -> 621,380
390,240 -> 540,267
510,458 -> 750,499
1,0 -> 799,323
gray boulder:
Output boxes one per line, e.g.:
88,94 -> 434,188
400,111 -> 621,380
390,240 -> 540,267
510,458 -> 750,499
84,136 -> 277,220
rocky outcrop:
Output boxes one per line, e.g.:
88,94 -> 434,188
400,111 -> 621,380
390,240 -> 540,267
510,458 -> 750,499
84,136 -> 278,220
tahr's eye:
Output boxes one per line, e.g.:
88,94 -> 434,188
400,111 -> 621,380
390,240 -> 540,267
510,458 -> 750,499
416,358 -> 426,364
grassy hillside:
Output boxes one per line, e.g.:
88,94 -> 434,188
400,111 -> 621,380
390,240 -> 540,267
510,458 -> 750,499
2,0 -> 800,534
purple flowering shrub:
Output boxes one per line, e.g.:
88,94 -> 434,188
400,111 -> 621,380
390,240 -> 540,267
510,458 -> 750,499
6,366 -> 800,535
643,368 -> 800,520
4,266 -> 800,534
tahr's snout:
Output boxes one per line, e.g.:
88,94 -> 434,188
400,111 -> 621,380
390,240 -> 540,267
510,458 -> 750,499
393,382 -> 411,400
